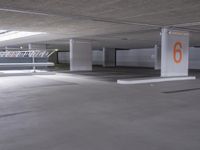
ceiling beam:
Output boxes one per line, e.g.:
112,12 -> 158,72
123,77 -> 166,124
0,7 -> 161,28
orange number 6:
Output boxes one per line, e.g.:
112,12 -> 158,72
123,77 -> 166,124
173,41 -> 183,64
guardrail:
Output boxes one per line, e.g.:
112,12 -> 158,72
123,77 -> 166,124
0,50 -> 56,72
0,50 -> 54,58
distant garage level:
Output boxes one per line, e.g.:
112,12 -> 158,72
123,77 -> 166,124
57,47 -> 200,69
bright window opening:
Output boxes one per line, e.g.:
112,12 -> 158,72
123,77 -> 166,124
0,30 -> 45,42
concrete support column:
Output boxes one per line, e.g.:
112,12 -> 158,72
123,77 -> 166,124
161,28 -> 189,77
103,48 -> 116,67
70,39 -> 92,71
154,45 -> 161,70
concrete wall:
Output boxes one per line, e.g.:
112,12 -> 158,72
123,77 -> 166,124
154,45 -> 161,70
116,47 -> 200,69
116,48 -> 155,68
0,58 -> 48,63
58,51 -> 70,64
56,47 -> 200,70
58,50 -> 103,65
103,48 -> 116,67
93,50 -> 103,65
189,47 -> 200,69
49,51 -> 58,64
0,57 -> 48,70
28,44 -> 46,50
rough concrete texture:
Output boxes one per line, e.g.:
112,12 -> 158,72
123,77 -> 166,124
0,68 -> 200,150
0,0 -> 200,48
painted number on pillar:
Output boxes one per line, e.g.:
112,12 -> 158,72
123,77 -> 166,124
173,41 -> 183,64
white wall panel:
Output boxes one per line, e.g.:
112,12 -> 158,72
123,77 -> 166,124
92,50 -> 103,65
103,48 -> 116,67
58,51 -> 69,64
57,47 -> 200,70
116,48 -> 155,68
189,47 -> 200,69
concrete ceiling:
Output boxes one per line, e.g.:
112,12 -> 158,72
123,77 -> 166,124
0,0 -> 200,48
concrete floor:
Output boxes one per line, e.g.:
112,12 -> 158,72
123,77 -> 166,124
0,67 -> 200,150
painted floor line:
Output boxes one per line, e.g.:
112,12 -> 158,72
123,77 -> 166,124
117,76 -> 196,85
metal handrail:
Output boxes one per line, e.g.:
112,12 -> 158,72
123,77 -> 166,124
0,49 -> 57,72
0,50 -> 56,58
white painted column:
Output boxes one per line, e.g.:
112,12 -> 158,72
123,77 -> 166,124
70,39 -> 92,71
161,28 -> 189,77
103,48 -> 116,67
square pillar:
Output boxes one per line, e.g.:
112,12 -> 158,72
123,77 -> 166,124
161,28 -> 189,77
103,48 -> 116,67
154,45 -> 161,70
70,39 -> 92,71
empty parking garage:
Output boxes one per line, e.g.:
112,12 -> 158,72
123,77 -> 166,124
0,1 -> 200,150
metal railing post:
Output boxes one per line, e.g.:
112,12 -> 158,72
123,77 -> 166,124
32,51 -> 36,73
